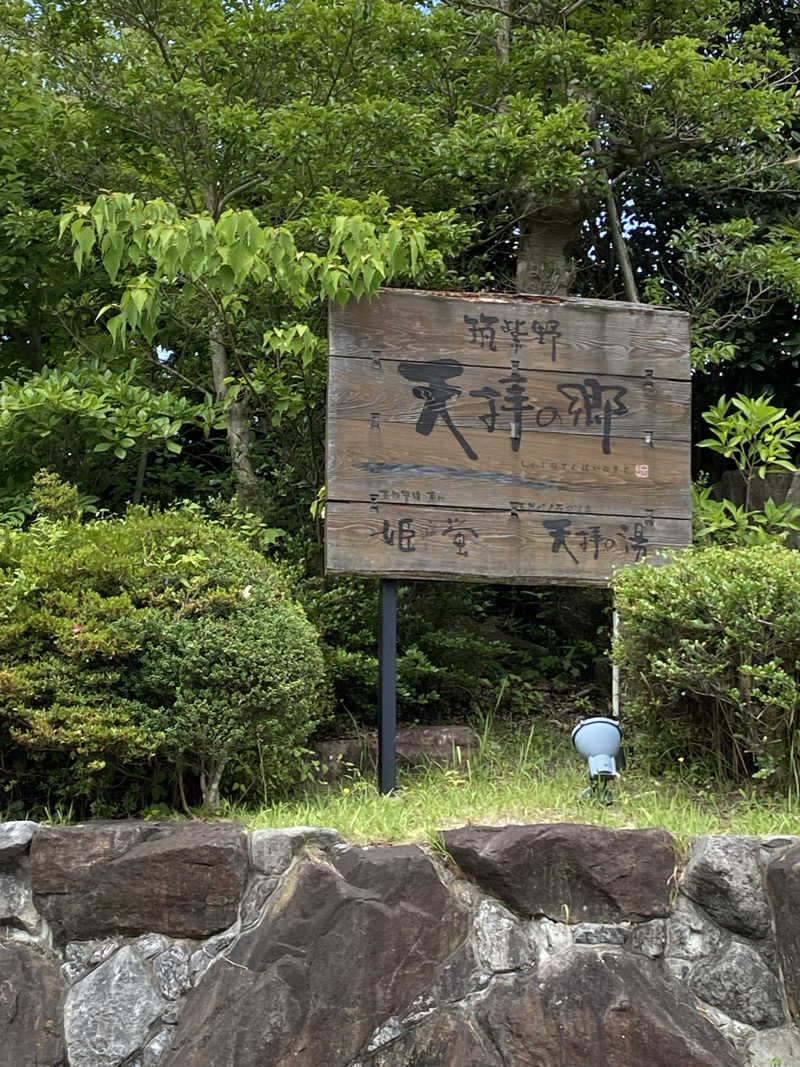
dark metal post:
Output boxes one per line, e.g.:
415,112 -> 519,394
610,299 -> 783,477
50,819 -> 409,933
378,579 -> 398,794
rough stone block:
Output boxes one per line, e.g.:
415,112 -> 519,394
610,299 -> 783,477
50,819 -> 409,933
0,821 -> 39,861
153,943 -> 193,1001
440,823 -> 676,922
527,916 -> 573,962
31,821 -> 248,941
134,934 -> 167,960
666,895 -> 728,962
0,865 -> 40,934
65,945 -> 166,1067
363,949 -> 743,1067
433,943 -> 488,1003
139,1028 -> 174,1066
4,822 -> 796,1066
681,835 -> 771,939
248,826 -> 341,875
365,1009 -> 496,1067
472,898 -> 535,973
474,950 -> 742,1067
689,941 -> 785,1029
0,942 -> 66,1067
573,922 -> 627,945
628,919 -> 666,959
315,726 -> 479,782
240,875 -> 279,927
163,845 -> 469,1066
765,839 -> 800,1025
746,1026 -> 800,1067
62,939 -> 119,985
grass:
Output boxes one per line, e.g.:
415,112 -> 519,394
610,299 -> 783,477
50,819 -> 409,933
240,720 -> 800,856
26,718 -> 800,849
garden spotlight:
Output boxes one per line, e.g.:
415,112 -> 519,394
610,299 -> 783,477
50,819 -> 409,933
572,716 -> 622,802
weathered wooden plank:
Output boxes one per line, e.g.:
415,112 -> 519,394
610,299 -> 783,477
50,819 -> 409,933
326,417 -> 692,519
326,288 -> 692,585
329,288 -> 691,380
328,356 -> 691,443
325,502 -> 692,585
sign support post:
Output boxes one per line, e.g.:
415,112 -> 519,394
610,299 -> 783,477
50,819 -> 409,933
378,578 -> 398,794
326,287 -> 692,792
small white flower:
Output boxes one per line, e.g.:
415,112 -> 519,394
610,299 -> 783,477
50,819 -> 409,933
242,585 -> 253,599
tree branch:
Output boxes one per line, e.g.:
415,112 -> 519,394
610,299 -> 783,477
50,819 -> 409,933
441,0 -> 540,27
321,6 -> 364,107
217,176 -> 266,211
151,355 -> 211,398
130,0 -> 182,85
444,0 -> 588,25
559,0 -> 589,18
603,170 -> 639,302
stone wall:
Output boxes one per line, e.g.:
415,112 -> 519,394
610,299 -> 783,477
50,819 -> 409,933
3,819 -> 800,1066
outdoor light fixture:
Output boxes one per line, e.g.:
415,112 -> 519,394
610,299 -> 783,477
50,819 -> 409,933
572,716 -> 622,801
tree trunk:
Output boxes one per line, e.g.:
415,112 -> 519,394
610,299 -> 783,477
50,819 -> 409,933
601,165 -> 639,303
202,181 -> 261,506
200,759 -> 226,816
27,282 -> 44,371
515,194 -> 583,295
496,0 -> 512,63
209,321 -> 260,506
133,444 -> 148,505
490,2 -> 582,296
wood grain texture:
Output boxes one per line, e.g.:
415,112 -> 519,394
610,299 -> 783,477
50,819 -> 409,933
329,288 -> 691,380
326,288 -> 692,585
329,356 -> 691,442
327,417 -> 691,519
325,502 -> 692,585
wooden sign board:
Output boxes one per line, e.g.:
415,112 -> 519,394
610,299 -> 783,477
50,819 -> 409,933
326,288 -> 692,586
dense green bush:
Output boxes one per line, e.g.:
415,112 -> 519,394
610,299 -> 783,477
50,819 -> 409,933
300,576 -> 608,729
613,545 -> 800,791
130,599 -> 326,813
0,504 -> 327,816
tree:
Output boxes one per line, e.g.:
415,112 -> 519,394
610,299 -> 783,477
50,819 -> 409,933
0,17 -> 221,504
62,191 -> 460,502
2,0 -> 797,512
5,1 -> 470,505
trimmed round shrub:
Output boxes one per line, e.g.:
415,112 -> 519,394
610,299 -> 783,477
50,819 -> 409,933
0,505 -> 327,816
130,598 -> 326,813
613,544 -> 800,790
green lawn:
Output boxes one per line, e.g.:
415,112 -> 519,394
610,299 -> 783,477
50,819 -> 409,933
242,723 -> 800,855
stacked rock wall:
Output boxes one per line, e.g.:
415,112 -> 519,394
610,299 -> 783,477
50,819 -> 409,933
2,819 -> 800,1066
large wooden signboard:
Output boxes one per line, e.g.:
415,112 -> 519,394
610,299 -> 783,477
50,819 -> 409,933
326,288 -> 692,586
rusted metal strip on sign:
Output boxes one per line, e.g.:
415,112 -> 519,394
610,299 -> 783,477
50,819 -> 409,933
325,502 -> 691,586
326,288 -> 692,585
329,357 -> 691,442
327,419 -> 690,519
329,288 -> 691,381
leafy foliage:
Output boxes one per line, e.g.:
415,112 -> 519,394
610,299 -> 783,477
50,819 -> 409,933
654,221 -> 800,369
0,0 -> 799,814
61,191 -> 460,343
613,545 -> 800,793
0,0 -> 795,515
694,394 -> 800,544
693,485 -> 800,547
699,394 -> 800,484
301,577 -> 607,728
0,502 -> 326,816
0,357 -> 216,477
130,596 -> 326,814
